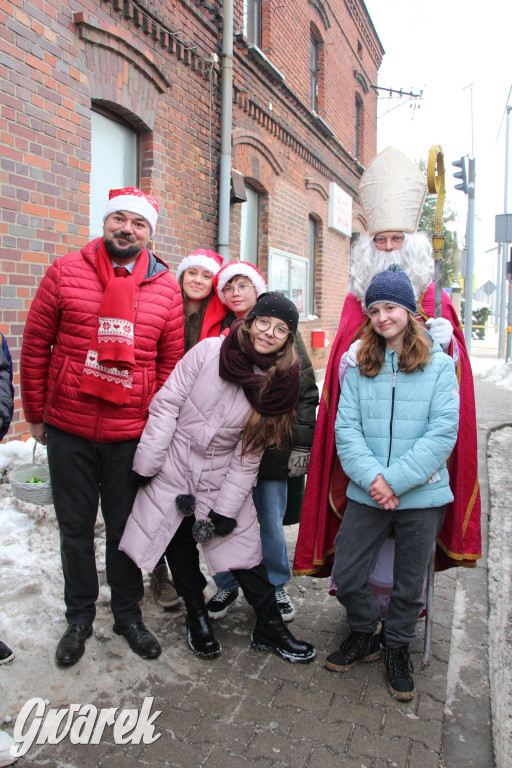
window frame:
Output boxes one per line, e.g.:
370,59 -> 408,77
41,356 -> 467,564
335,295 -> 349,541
240,184 -> 260,266
89,107 -> 139,239
310,31 -> 319,113
245,0 -> 262,48
268,247 -> 309,320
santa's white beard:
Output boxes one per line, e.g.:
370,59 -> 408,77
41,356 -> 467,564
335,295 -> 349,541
349,231 -> 434,309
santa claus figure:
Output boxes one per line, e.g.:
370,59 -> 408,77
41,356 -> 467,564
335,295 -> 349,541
293,147 -> 481,586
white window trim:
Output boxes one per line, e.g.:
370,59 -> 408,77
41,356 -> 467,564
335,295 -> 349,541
268,247 -> 309,320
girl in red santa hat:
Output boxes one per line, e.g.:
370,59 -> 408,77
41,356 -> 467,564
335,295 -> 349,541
176,249 -> 226,352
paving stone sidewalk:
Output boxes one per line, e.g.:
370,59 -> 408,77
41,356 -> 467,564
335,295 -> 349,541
2,375 -> 509,768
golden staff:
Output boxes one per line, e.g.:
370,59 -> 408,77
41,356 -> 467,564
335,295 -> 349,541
423,145 -> 445,667
427,145 -> 446,320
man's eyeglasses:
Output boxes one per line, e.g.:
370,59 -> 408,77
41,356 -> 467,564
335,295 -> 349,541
253,316 -> 290,340
222,282 -> 254,296
373,234 -> 405,246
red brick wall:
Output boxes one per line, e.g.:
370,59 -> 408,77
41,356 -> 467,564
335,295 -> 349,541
0,0 -> 382,438
230,0 -> 382,369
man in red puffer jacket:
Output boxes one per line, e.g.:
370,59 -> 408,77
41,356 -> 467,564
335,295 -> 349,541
21,187 -> 184,667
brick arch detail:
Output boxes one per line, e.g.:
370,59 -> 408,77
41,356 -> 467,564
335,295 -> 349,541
232,129 -> 284,192
75,16 -> 170,131
305,178 -> 328,201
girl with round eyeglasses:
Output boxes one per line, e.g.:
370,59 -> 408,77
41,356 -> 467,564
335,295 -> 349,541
120,292 -> 316,664
206,263 -> 319,624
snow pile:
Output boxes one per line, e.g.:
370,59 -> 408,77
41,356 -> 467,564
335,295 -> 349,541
0,438 -> 203,740
0,438 -> 44,477
487,427 -> 512,768
473,359 -> 512,390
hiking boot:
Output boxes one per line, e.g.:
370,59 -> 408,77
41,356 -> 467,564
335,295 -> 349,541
251,599 -> 315,663
206,588 -> 239,619
149,564 -> 181,608
275,587 -> 296,622
383,645 -> 415,701
325,629 -> 381,672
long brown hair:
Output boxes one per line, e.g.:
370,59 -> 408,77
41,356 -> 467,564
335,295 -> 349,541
237,320 -> 298,455
179,275 -> 213,351
358,314 -> 431,378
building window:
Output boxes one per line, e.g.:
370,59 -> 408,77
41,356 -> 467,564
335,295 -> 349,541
310,32 -> 319,113
245,0 -> 262,48
240,185 -> 259,265
268,248 -> 309,319
355,95 -> 363,160
90,109 -> 138,238
308,216 -> 317,316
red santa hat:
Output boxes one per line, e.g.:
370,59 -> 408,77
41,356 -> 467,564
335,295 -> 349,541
176,249 -> 224,281
103,187 -> 159,236
215,261 -> 267,304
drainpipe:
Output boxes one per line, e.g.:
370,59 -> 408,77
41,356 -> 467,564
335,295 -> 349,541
217,0 -> 233,264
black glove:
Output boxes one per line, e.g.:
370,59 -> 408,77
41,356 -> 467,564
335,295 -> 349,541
192,510 -> 237,543
130,470 -> 155,487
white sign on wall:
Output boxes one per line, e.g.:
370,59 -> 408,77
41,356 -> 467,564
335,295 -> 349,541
328,182 -> 352,237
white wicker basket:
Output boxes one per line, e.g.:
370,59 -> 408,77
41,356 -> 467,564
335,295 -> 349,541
9,443 -> 53,505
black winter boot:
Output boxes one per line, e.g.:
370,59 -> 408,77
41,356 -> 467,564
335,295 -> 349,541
184,593 -> 222,660
325,628 -> 382,672
251,599 -> 316,663
383,645 -> 415,701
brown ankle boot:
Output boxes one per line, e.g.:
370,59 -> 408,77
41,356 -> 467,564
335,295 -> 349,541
149,564 -> 181,608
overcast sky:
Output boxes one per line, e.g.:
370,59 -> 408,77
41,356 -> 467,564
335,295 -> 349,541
364,0 -> 512,287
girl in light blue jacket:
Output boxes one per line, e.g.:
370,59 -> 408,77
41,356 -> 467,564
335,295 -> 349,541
326,265 -> 459,702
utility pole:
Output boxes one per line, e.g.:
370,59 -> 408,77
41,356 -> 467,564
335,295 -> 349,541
500,106 -> 511,358
465,159 -> 476,356
507,246 -> 512,360
452,156 -> 476,354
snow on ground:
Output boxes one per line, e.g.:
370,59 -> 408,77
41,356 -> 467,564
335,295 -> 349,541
487,427 -> 512,768
0,439 -> 210,728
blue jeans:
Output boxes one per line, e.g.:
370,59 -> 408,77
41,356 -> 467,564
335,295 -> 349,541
214,479 -> 290,591
332,499 -> 446,647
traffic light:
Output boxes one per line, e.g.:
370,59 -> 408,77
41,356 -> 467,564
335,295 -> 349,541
452,157 -> 468,194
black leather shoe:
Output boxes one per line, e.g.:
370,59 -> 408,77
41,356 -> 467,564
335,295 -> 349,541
113,621 -> 161,659
55,624 -> 92,666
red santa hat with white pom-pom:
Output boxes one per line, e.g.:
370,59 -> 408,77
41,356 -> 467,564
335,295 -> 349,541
176,249 -> 223,281
215,261 -> 267,304
103,187 -> 159,236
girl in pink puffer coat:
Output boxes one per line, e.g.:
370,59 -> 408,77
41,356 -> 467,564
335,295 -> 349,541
120,293 -> 316,663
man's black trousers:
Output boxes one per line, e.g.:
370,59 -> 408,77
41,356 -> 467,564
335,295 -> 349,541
46,424 -> 144,626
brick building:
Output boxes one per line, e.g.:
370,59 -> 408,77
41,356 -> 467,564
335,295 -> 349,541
0,0 -> 383,437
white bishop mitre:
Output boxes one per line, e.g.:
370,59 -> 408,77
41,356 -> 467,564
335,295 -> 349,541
358,147 -> 428,236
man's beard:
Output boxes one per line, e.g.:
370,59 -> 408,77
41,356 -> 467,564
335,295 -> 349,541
104,233 -> 144,261
349,232 -> 434,308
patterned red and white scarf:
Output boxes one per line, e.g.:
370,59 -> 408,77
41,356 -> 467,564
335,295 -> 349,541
80,239 -> 149,405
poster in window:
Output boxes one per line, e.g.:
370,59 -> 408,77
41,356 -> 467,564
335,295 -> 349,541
294,288 -> 304,313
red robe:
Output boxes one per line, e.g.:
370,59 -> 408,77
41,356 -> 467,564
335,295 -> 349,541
293,283 -> 481,577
